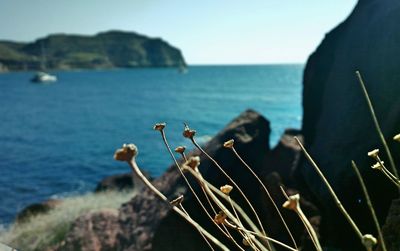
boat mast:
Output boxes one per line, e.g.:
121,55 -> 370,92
40,41 -> 47,71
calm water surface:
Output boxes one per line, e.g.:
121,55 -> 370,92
0,65 -> 303,224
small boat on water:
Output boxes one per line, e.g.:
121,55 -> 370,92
31,71 -> 57,83
31,42 -> 57,84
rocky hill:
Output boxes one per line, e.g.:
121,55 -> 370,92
0,30 -> 186,71
299,0 -> 400,249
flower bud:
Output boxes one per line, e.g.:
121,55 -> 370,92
220,185 -> 233,195
242,237 -> 250,246
368,149 -> 380,158
183,123 -> 196,138
371,161 -> 384,170
114,144 -> 138,161
361,234 -> 377,248
223,139 -> 234,148
394,134 -> 400,142
153,123 -> 166,131
184,156 -> 200,170
282,194 -> 300,211
214,211 -> 227,224
174,146 -> 186,154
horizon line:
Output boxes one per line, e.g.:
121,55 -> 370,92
187,62 -> 305,66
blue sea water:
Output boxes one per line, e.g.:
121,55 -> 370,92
0,65 -> 303,225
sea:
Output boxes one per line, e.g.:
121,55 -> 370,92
0,65 -> 303,225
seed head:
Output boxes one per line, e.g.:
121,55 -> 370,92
368,149 -> 380,158
361,234 -> 377,248
394,134 -> 400,142
174,146 -> 186,154
170,195 -> 184,207
223,139 -> 234,148
242,237 -> 250,247
371,161 -> 384,170
282,194 -> 300,211
183,156 -> 201,170
183,123 -> 196,138
242,234 -> 254,246
220,184 -> 233,195
153,123 -> 166,131
214,211 -> 227,224
114,144 -> 138,162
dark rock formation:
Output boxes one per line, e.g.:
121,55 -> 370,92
259,172 -> 320,251
55,209 -> 120,251
117,109 -> 272,251
0,30 -> 186,71
16,199 -> 62,223
95,173 -> 135,193
55,110 -> 317,251
264,129 -> 303,186
300,0 -> 400,249
113,110 -> 316,251
382,198 -> 400,251
94,172 -> 152,193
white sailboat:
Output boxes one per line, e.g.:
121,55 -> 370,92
31,71 -> 57,83
31,42 -> 57,83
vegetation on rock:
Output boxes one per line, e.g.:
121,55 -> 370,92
0,30 -> 186,71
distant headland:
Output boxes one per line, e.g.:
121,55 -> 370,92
0,30 -> 186,72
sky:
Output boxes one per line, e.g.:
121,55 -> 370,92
0,0 -> 357,64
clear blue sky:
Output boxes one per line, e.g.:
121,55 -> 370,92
0,0 -> 357,64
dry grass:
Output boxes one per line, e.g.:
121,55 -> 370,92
0,190 -> 133,251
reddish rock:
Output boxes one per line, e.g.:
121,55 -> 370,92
55,209 -> 120,251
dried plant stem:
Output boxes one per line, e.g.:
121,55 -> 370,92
176,159 -> 249,250
351,161 -> 387,251
223,221 -> 298,251
182,152 -> 188,161
381,168 -> 400,188
294,137 -> 364,239
297,207 -> 321,251
198,185 -> 237,244
178,148 -> 241,246
180,205 -> 215,251
227,195 -> 260,251
190,137 -> 268,238
207,180 -> 265,236
231,146 -> 298,250
202,172 -> 293,251
127,158 -> 229,251
228,196 -> 243,231
159,130 -> 243,248
185,167 -> 284,251
355,71 -> 399,179
375,157 -> 400,188
280,187 -> 322,251
185,167 -> 269,248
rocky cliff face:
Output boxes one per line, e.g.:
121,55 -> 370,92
117,109 -> 273,251
52,110 -> 317,251
300,0 -> 400,249
0,30 -> 186,71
